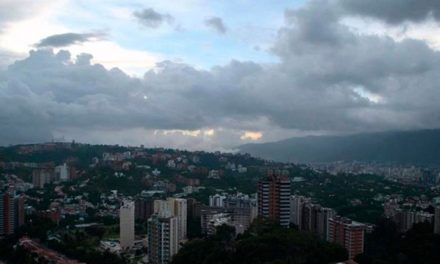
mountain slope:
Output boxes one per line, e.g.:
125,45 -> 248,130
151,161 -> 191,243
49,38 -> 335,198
239,129 -> 440,165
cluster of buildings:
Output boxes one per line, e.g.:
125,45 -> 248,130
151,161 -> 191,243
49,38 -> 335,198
257,170 -> 367,260
118,197 -> 188,264
32,163 -> 77,188
384,200 -> 435,232
310,162 -> 440,186
201,192 -> 258,235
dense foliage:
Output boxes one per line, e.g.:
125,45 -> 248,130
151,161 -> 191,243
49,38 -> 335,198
171,220 -> 347,264
356,218 -> 440,264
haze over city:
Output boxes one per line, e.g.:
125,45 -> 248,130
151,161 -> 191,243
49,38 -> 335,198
2,0 -> 440,150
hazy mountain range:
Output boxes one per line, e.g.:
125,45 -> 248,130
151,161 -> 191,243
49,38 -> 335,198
239,129 -> 440,165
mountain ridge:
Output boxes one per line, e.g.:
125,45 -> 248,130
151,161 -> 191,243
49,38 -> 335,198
239,129 -> 440,165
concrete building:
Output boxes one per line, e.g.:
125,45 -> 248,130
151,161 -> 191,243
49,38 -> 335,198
209,194 -> 226,207
32,168 -> 54,188
327,216 -> 366,259
148,214 -> 179,264
187,198 -> 202,221
290,195 -> 308,228
207,213 -> 233,235
0,191 -> 25,235
154,198 -> 187,242
170,198 -> 187,242
55,163 -> 69,181
435,206 -> 440,234
135,198 -> 154,220
120,200 -> 135,250
257,170 -> 291,227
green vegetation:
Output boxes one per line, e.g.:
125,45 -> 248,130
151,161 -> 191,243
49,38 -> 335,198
356,218 -> 440,264
172,220 -> 347,264
292,172 -> 438,223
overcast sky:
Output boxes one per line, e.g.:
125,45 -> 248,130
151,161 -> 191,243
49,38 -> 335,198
1,0 -> 440,150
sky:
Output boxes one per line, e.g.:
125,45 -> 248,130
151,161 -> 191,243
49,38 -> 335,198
1,0 -> 440,150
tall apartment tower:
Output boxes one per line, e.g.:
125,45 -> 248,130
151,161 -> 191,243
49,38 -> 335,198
148,214 -> 179,264
290,195 -> 306,228
135,198 -> 154,220
154,198 -> 187,242
120,200 -> 135,250
257,170 -> 291,227
0,191 -> 25,235
435,206 -> 440,234
170,198 -> 187,242
327,216 -> 366,259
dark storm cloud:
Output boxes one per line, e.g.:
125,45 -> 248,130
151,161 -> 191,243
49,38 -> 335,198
133,8 -> 174,28
2,0 -> 440,147
35,32 -> 105,48
204,17 -> 227,34
339,0 -> 440,24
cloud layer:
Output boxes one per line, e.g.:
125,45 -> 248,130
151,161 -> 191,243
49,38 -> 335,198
1,0 -> 440,150
339,0 -> 440,24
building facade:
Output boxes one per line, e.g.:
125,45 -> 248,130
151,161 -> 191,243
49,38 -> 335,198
120,200 -> 135,250
327,216 -> 366,259
135,198 -> 154,220
148,214 -> 179,264
0,191 -> 25,235
258,170 -> 291,227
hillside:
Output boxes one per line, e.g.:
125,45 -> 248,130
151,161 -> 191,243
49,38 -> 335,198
239,129 -> 440,165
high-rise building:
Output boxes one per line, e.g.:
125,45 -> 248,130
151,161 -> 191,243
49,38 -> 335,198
148,214 -> 179,264
0,191 -> 25,235
187,198 -> 202,221
55,163 -> 69,181
327,216 -> 366,259
290,195 -> 307,228
435,207 -> 440,234
32,168 -> 54,188
257,170 -> 291,227
154,198 -> 187,242
170,198 -> 187,242
135,198 -> 154,220
14,194 -> 25,228
209,194 -> 226,207
120,200 -> 135,250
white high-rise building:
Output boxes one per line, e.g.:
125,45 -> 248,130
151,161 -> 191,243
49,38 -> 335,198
55,163 -> 69,181
120,200 -> 135,250
209,194 -> 226,207
154,198 -> 187,242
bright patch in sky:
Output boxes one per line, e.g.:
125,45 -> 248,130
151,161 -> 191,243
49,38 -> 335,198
240,131 -> 263,141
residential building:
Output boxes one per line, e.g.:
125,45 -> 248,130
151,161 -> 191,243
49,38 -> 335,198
154,198 -> 187,242
148,214 -> 179,264
209,194 -> 226,207
120,200 -> 135,250
435,206 -> 440,234
55,163 -> 69,181
327,216 -> 366,259
135,198 -> 154,220
257,170 -> 291,227
0,191 -> 25,235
